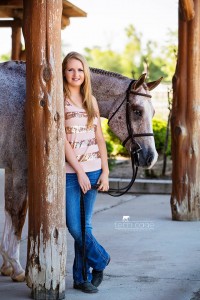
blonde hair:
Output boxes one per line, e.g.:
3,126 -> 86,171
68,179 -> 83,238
62,51 -> 96,127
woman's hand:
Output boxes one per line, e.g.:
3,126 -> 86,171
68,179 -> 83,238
97,172 -> 109,192
77,170 -> 91,194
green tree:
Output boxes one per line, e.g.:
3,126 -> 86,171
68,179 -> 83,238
84,24 -> 143,78
83,25 -> 177,84
120,24 -> 142,78
0,53 -> 10,62
140,41 -> 168,82
85,47 -> 123,74
160,29 -> 178,83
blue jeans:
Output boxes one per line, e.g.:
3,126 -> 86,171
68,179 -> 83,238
66,169 -> 110,284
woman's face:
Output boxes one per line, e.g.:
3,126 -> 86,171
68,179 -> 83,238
64,58 -> 85,89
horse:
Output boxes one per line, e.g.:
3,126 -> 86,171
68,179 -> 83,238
0,60 -> 161,282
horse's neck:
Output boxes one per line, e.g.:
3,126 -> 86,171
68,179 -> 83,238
90,68 -> 131,118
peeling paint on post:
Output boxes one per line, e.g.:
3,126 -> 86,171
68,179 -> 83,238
23,1 -> 66,299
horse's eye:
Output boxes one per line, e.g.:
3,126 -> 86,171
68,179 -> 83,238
133,110 -> 142,117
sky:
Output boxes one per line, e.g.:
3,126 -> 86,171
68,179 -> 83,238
61,0 -> 178,54
0,0 -> 178,56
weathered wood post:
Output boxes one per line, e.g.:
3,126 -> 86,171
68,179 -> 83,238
11,19 -> 21,60
171,0 -> 200,220
23,1 -> 66,299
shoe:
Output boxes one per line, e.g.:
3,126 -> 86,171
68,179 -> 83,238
91,256 -> 111,287
91,270 -> 103,287
73,281 -> 98,293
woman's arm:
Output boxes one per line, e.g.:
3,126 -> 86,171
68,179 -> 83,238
65,139 -> 91,193
92,96 -> 109,191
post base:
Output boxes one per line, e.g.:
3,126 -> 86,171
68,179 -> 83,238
31,287 -> 65,300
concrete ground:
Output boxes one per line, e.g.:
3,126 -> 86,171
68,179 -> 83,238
0,169 -> 200,300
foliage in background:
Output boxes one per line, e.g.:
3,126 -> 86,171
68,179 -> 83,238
101,118 -> 128,157
85,25 -> 177,84
153,118 -> 171,156
85,48 -> 124,74
0,53 -> 10,62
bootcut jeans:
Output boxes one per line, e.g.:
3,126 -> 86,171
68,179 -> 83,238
66,169 -> 110,284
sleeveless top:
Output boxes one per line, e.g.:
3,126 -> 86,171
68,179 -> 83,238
65,98 -> 102,173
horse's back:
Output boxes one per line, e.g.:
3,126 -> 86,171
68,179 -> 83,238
0,61 -> 26,169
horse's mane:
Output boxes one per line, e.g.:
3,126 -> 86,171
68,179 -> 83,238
90,67 -> 128,80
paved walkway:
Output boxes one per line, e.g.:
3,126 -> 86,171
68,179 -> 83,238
0,169 -> 200,300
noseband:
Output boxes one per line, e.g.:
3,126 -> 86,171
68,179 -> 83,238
107,80 -> 154,196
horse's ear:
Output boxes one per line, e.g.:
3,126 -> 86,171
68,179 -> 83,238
132,73 -> 147,91
146,77 -> 163,91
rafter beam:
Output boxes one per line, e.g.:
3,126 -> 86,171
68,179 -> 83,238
0,19 -> 22,27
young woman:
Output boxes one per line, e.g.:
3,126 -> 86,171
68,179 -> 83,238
63,52 -> 110,294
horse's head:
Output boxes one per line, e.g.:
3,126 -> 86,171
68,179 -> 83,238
108,74 -> 162,169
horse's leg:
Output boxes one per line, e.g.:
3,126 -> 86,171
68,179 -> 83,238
0,218 -> 14,277
9,167 -> 27,282
0,168 -> 27,282
0,171 -> 13,276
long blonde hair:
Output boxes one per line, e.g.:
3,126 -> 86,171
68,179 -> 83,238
62,51 -> 96,127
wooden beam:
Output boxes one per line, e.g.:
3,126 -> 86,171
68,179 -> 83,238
61,15 -> 70,29
0,0 -> 23,7
0,7 -> 13,17
0,7 -> 23,18
0,19 -> 22,27
11,24 -> 21,60
23,0 -> 66,298
63,0 -> 87,17
171,0 -> 200,220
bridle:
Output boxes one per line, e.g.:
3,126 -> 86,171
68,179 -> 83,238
105,79 -> 154,196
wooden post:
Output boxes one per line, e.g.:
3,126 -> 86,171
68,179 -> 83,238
171,0 -> 200,220
11,21 -> 21,60
23,1 -> 66,299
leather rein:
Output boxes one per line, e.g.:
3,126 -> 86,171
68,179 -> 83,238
97,79 -> 154,197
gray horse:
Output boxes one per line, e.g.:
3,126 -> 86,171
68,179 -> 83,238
0,60 -> 161,282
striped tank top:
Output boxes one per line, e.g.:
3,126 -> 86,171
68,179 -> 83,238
65,98 -> 102,173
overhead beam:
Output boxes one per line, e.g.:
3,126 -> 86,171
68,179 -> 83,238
0,7 -> 23,18
0,0 -> 23,7
63,0 -> 87,17
0,19 -> 22,27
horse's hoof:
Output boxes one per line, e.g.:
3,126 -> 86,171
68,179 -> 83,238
1,265 -> 13,276
11,270 -> 25,282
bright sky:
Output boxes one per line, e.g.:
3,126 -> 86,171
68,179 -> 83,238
0,0 -> 178,56
62,0 -> 178,54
